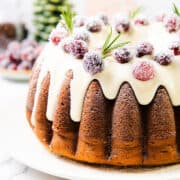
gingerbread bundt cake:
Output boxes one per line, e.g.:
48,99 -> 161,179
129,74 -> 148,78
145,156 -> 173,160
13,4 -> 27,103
26,11 -> 180,166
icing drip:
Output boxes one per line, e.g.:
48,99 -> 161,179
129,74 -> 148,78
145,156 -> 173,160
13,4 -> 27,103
31,22 -> 180,124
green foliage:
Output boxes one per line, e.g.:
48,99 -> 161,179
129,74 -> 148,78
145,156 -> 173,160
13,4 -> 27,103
129,7 -> 142,19
102,27 -> 130,58
173,3 -> 180,17
60,7 -> 75,33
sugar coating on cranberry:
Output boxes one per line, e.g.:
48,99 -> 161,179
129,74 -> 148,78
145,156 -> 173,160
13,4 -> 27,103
136,42 -> 154,57
61,38 -> 73,53
73,15 -> 87,27
7,63 -> 18,70
164,15 -> 180,33
21,39 -> 38,48
49,28 -> 68,45
156,13 -> 166,22
20,46 -> 37,61
83,51 -> 104,75
134,15 -> 148,25
86,17 -> 103,32
113,48 -> 132,63
73,28 -> 90,43
154,52 -> 173,65
133,61 -> 155,81
97,13 -> 109,25
70,40 -> 88,59
115,17 -> 130,33
7,41 -> 21,63
169,41 -> 180,55
17,61 -> 32,71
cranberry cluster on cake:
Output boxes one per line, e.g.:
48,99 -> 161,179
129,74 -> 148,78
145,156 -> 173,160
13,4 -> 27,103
26,7 -> 180,166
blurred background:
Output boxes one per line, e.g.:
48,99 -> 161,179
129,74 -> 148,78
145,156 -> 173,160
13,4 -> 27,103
0,0 -> 179,179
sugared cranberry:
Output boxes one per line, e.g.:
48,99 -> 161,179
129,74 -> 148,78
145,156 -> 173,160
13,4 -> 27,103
86,17 -> 103,32
154,52 -> 173,65
115,17 -> 130,33
7,63 -> 17,70
133,61 -> 155,81
69,40 -> 88,59
17,61 -> 32,71
49,28 -> 68,45
83,51 -> 104,75
73,15 -> 87,27
113,48 -> 132,63
156,13 -> 166,22
169,41 -> 180,55
21,39 -> 38,48
97,13 -> 109,25
0,54 -> 5,61
164,15 -> 180,33
20,46 -> 36,61
136,42 -> 154,57
134,15 -> 148,25
73,29 -> 90,43
7,41 -> 21,52
61,38 -> 73,53
0,59 -> 11,69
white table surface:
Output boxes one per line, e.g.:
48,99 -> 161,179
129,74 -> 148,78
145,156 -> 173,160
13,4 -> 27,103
0,78 -> 65,180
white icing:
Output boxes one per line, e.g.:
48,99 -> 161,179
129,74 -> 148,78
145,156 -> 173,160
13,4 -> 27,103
31,22 -> 180,124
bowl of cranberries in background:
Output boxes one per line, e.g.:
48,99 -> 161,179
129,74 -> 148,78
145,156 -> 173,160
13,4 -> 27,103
0,39 -> 41,81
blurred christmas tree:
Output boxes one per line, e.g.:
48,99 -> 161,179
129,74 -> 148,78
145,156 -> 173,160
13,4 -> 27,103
33,0 -> 73,42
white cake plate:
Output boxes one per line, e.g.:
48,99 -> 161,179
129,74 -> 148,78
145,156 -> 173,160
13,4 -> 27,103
8,108 -> 180,180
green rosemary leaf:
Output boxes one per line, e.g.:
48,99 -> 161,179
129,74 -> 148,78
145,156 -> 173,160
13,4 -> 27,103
104,33 -> 121,52
61,7 -> 74,33
130,6 -> 142,19
173,3 -> 180,17
102,27 -> 113,52
101,27 -> 130,58
108,41 -> 130,51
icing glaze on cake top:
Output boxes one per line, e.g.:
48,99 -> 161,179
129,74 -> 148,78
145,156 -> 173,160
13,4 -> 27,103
31,12 -> 180,124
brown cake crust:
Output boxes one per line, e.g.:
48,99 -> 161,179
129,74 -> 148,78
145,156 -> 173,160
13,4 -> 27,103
26,66 -> 180,166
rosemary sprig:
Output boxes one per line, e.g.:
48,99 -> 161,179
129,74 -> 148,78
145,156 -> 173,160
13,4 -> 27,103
60,7 -> 74,33
102,27 -> 130,58
173,3 -> 180,17
129,6 -> 142,19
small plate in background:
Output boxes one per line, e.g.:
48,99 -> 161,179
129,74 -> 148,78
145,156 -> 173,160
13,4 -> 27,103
0,68 -> 31,81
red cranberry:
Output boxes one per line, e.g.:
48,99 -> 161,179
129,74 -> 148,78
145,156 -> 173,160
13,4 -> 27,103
134,16 -> 148,25
70,40 -> 88,59
113,48 -> 132,63
20,46 -> 36,62
61,38 -> 73,53
49,28 -> 68,45
169,41 -> 180,55
115,17 -> 130,33
156,13 -> 166,22
21,39 -> 38,48
17,61 -> 32,71
73,15 -> 87,27
73,29 -> 90,43
164,16 -> 180,33
86,17 -> 103,32
83,51 -> 104,74
97,13 -> 109,25
0,59 -> 11,69
0,54 -> 5,61
133,61 -> 155,81
7,63 -> 18,70
154,52 -> 173,65
136,42 -> 154,57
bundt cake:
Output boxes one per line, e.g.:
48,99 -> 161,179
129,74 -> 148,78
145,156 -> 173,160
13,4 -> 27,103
26,10 -> 180,166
